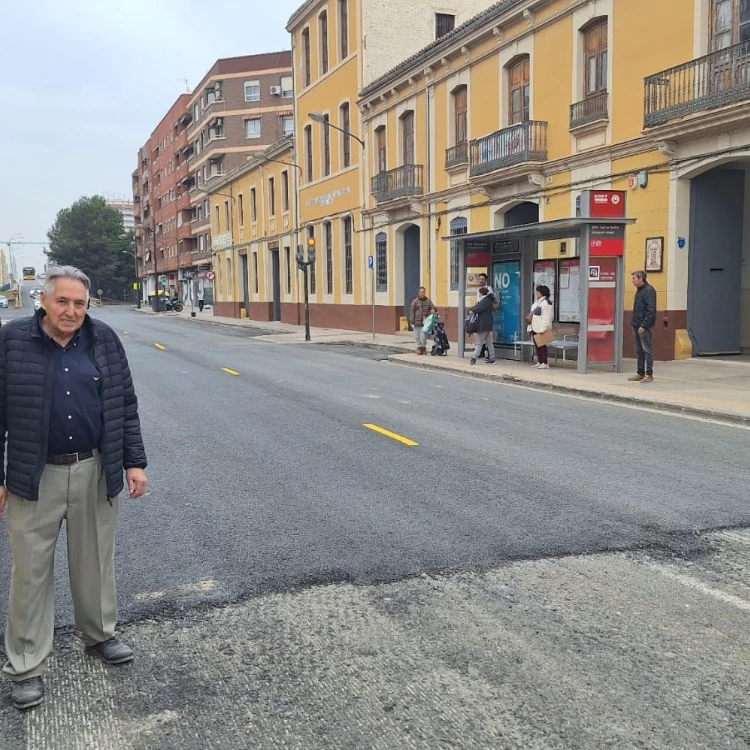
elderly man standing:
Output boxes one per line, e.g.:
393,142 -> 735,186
0,266 -> 148,710
409,286 -> 437,355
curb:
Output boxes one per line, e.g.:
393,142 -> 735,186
388,356 -> 750,428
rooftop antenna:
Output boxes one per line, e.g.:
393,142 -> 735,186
178,78 -> 190,93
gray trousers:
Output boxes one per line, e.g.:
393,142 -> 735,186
473,330 -> 495,361
414,325 -> 426,348
3,454 -> 119,681
633,327 -> 654,376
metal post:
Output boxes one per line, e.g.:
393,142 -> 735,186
458,238 -> 466,357
578,225 -> 590,374
133,237 -> 141,309
372,265 -> 376,341
615,252 -> 624,373
303,264 -> 311,342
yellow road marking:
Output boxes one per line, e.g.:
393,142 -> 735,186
363,423 -> 419,447
222,367 -> 240,376
154,343 -> 166,351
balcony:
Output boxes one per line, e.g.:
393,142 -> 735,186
371,165 -> 424,203
470,121 -> 547,178
445,142 -> 469,169
570,92 -> 609,129
645,41 -> 750,128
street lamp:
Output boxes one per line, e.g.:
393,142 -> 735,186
309,112 -> 365,148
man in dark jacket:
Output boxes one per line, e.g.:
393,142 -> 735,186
409,286 -> 437,355
629,270 -> 657,383
0,266 -> 148,710
469,287 -> 496,365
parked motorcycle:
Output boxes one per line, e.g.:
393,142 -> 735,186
165,298 -> 184,313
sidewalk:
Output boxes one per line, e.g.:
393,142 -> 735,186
138,306 -> 750,426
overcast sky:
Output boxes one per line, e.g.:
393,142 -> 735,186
0,0 -> 300,272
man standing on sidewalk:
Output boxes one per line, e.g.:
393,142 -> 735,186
469,287 -> 496,365
629,270 -> 657,383
409,287 -> 436,355
0,265 -> 148,710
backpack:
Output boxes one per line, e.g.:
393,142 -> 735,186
464,310 -> 479,335
491,292 -> 500,312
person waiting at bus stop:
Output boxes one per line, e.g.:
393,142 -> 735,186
469,287 -> 496,365
527,285 -> 554,369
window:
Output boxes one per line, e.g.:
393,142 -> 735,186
340,103 -> 351,168
253,252 -> 259,294
401,111 -> 414,164
238,194 -> 245,227
282,115 -> 294,136
375,126 -> 387,173
281,75 -> 294,98
323,113 -> 331,176
711,0 -> 750,49
282,171 -> 289,212
344,216 -> 353,294
584,21 -> 608,96
302,28 -> 311,87
224,200 -> 230,232
250,188 -> 257,222
268,177 -> 276,217
449,217 -> 467,291
453,85 -> 468,144
193,102 -> 200,121
285,247 -> 292,293
436,13 -> 456,39
226,258 -> 233,297
245,117 -> 262,139
307,225 -> 317,294
244,80 -> 261,102
509,57 -> 530,124
215,205 -> 220,233
305,125 -> 314,181
324,221 -> 334,294
376,232 -> 388,292
320,12 -> 329,74
339,0 -> 349,60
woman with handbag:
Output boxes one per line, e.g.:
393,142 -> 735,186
526,285 -> 554,369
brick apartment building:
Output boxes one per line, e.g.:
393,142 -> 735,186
183,52 -> 293,297
133,93 -> 193,303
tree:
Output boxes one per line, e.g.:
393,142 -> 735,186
47,196 -> 134,299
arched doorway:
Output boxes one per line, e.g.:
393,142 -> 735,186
402,224 -> 421,316
504,201 -> 539,227
688,165 -> 746,355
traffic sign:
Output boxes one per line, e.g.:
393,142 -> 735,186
368,255 -> 374,270
206,271 -> 216,281
97,288 -> 103,296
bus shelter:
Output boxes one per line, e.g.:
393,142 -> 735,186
449,208 -> 636,375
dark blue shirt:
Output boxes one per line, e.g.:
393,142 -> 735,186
46,323 -> 103,456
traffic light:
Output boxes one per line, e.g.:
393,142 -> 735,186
296,245 -> 304,264
306,237 -> 316,264
161,279 -> 167,288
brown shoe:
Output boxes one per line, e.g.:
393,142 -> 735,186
641,375 -> 654,383
628,374 -> 644,382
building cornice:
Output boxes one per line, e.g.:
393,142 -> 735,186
287,0 -> 326,32
207,137 -> 296,194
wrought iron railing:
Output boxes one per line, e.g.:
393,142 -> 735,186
446,141 -> 469,168
644,40 -> 750,127
570,92 -> 609,128
371,165 -> 424,202
469,121 -> 547,177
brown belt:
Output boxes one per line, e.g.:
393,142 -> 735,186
47,450 -> 96,466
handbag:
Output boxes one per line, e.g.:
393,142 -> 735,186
533,329 -> 555,347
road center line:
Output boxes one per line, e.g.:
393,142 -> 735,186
222,367 -> 240,376
154,343 -> 166,351
363,423 -> 419,447
647,562 -> 750,612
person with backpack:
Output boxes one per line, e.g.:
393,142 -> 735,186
468,287 -> 496,365
526,284 -> 554,369
475,273 -> 498,362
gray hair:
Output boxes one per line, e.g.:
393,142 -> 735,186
631,270 -> 648,282
44,266 -> 91,296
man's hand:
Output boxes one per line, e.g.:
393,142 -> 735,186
126,469 -> 148,499
638,327 -> 645,335
0,486 -> 7,523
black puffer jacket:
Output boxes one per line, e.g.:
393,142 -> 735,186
469,294 -> 495,333
0,311 -> 147,501
631,282 -> 657,330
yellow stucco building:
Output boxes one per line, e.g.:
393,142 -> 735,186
209,137 -> 304,321
357,0 -> 750,360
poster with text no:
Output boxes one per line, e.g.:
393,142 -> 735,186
493,260 -> 522,344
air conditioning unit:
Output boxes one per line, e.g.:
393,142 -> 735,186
270,85 -> 282,96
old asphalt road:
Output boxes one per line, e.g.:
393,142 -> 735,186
2,306 -> 750,749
